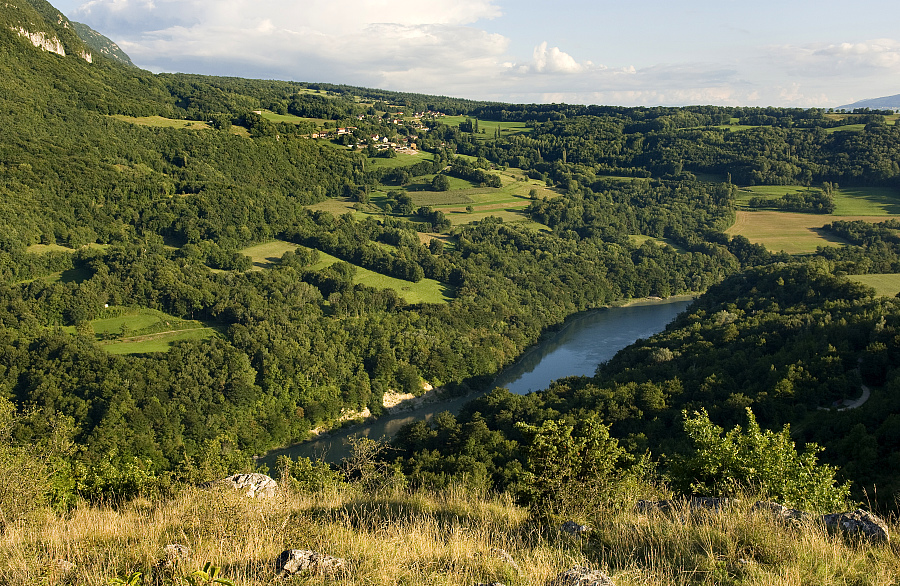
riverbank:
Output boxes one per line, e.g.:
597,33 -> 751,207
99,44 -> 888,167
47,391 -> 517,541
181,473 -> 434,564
262,296 -> 696,465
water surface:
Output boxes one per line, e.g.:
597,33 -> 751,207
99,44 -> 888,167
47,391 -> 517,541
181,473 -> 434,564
261,297 -> 693,465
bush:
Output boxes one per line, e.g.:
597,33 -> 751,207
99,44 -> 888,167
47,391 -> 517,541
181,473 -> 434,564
671,408 -> 851,512
515,416 -> 627,519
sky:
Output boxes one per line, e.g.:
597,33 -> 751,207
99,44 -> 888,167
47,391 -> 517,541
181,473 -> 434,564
50,0 -> 900,108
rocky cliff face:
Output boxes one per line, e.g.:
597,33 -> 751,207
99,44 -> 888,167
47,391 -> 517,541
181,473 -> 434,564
5,0 -> 94,62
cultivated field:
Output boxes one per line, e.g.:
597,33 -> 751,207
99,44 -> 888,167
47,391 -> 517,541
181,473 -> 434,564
727,211 -> 849,254
729,185 -> 900,253
849,273 -> 900,297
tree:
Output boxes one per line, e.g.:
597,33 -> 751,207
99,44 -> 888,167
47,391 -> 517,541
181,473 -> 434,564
672,408 -> 851,512
515,416 -> 626,519
430,174 -> 450,192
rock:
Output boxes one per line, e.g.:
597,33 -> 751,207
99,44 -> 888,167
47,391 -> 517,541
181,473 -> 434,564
752,501 -> 811,527
220,473 -> 278,498
546,566 -> 615,586
822,509 -> 890,543
688,497 -> 731,511
561,521 -> 591,535
275,549 -> 347,578
636,497 -> 731,514
161,543 -> 191,568
636,499 -> 673,513
53,559 -> 75,574
491,548 -> 521,575
152,544 -> 192,581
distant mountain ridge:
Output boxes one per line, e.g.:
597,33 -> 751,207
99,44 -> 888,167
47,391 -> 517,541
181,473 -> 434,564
837,93 -> 900,111
71,20 -> 135,67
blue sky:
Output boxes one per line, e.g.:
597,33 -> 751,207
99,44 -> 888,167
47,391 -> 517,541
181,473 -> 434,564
52,0 -> 900,107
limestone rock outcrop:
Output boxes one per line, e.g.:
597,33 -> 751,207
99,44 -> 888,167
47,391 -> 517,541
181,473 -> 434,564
822,509 -> 890,543
220,473 -> 278,498
274,549 -> 347,578
546,566 -> 615,586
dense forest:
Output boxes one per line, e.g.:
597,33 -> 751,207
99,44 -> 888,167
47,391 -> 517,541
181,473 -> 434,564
3,0 -> 900,512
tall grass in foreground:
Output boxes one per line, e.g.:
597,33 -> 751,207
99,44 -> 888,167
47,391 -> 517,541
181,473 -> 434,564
1,484 -> 898,585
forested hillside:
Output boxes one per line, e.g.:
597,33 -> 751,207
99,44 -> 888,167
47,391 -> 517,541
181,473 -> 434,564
3,0 -> 900,514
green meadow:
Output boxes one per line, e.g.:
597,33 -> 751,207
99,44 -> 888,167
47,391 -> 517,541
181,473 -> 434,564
629,235 -> 688,254
68,307 -> 219,355
736,185 -> 900,215
239,241 -> 453,304
440,115 -> 532,139
256,109 -> 327,126
241,240 -> 303,269
109,115 -> 212,130
363,150 -> 434,170
849,273 -> 900,297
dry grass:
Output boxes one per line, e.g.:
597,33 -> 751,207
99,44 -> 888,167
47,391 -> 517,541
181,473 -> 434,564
2,484 -> 898,586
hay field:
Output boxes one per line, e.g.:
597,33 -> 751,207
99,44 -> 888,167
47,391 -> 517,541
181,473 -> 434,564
849,274 -> 900,297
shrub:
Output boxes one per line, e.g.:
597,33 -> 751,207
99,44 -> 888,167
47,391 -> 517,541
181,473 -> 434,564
515,416 -> 627,519
671,408 -> 852,512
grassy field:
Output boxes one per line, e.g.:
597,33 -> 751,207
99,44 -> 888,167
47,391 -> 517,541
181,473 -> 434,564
628,235 -> 688,254
736,185 -> 900,215
727,184 -> 900,253
110,115 -> 251,137
736,185 -> 900,214
832,186 -> 900,215
310,250 -> 452,304
256,109 -> 327,126
440,116 -> 532,139
825,124 -> 866,133
239,242 -> 452,304
723,211 -> 900,254
109,115 -> 212,130
321,164 -> 556,230
363,151 -> 434,170
240,240 -> 301,270
849,273 -> 900,297
69,307 -> 219,354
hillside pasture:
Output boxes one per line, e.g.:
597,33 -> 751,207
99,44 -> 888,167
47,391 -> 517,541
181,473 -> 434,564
364,151 -> 435,170
440,115 -> 532,139
736,185 -> 900,215
238,242 -> 452,304
724,211 -> 900,254
80,307 -> 219,354
256,109 -> 326,126
848,274 -> 900,297
109,115 -> 211,130
241,240 -> 301,269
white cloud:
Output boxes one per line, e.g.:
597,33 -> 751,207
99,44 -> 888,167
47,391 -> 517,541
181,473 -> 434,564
65,0 -> 900,107
529,41 -> 584,73
773,38 -> 900,76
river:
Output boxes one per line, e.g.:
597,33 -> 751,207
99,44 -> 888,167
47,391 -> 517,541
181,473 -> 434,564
261,296 -> 693,466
